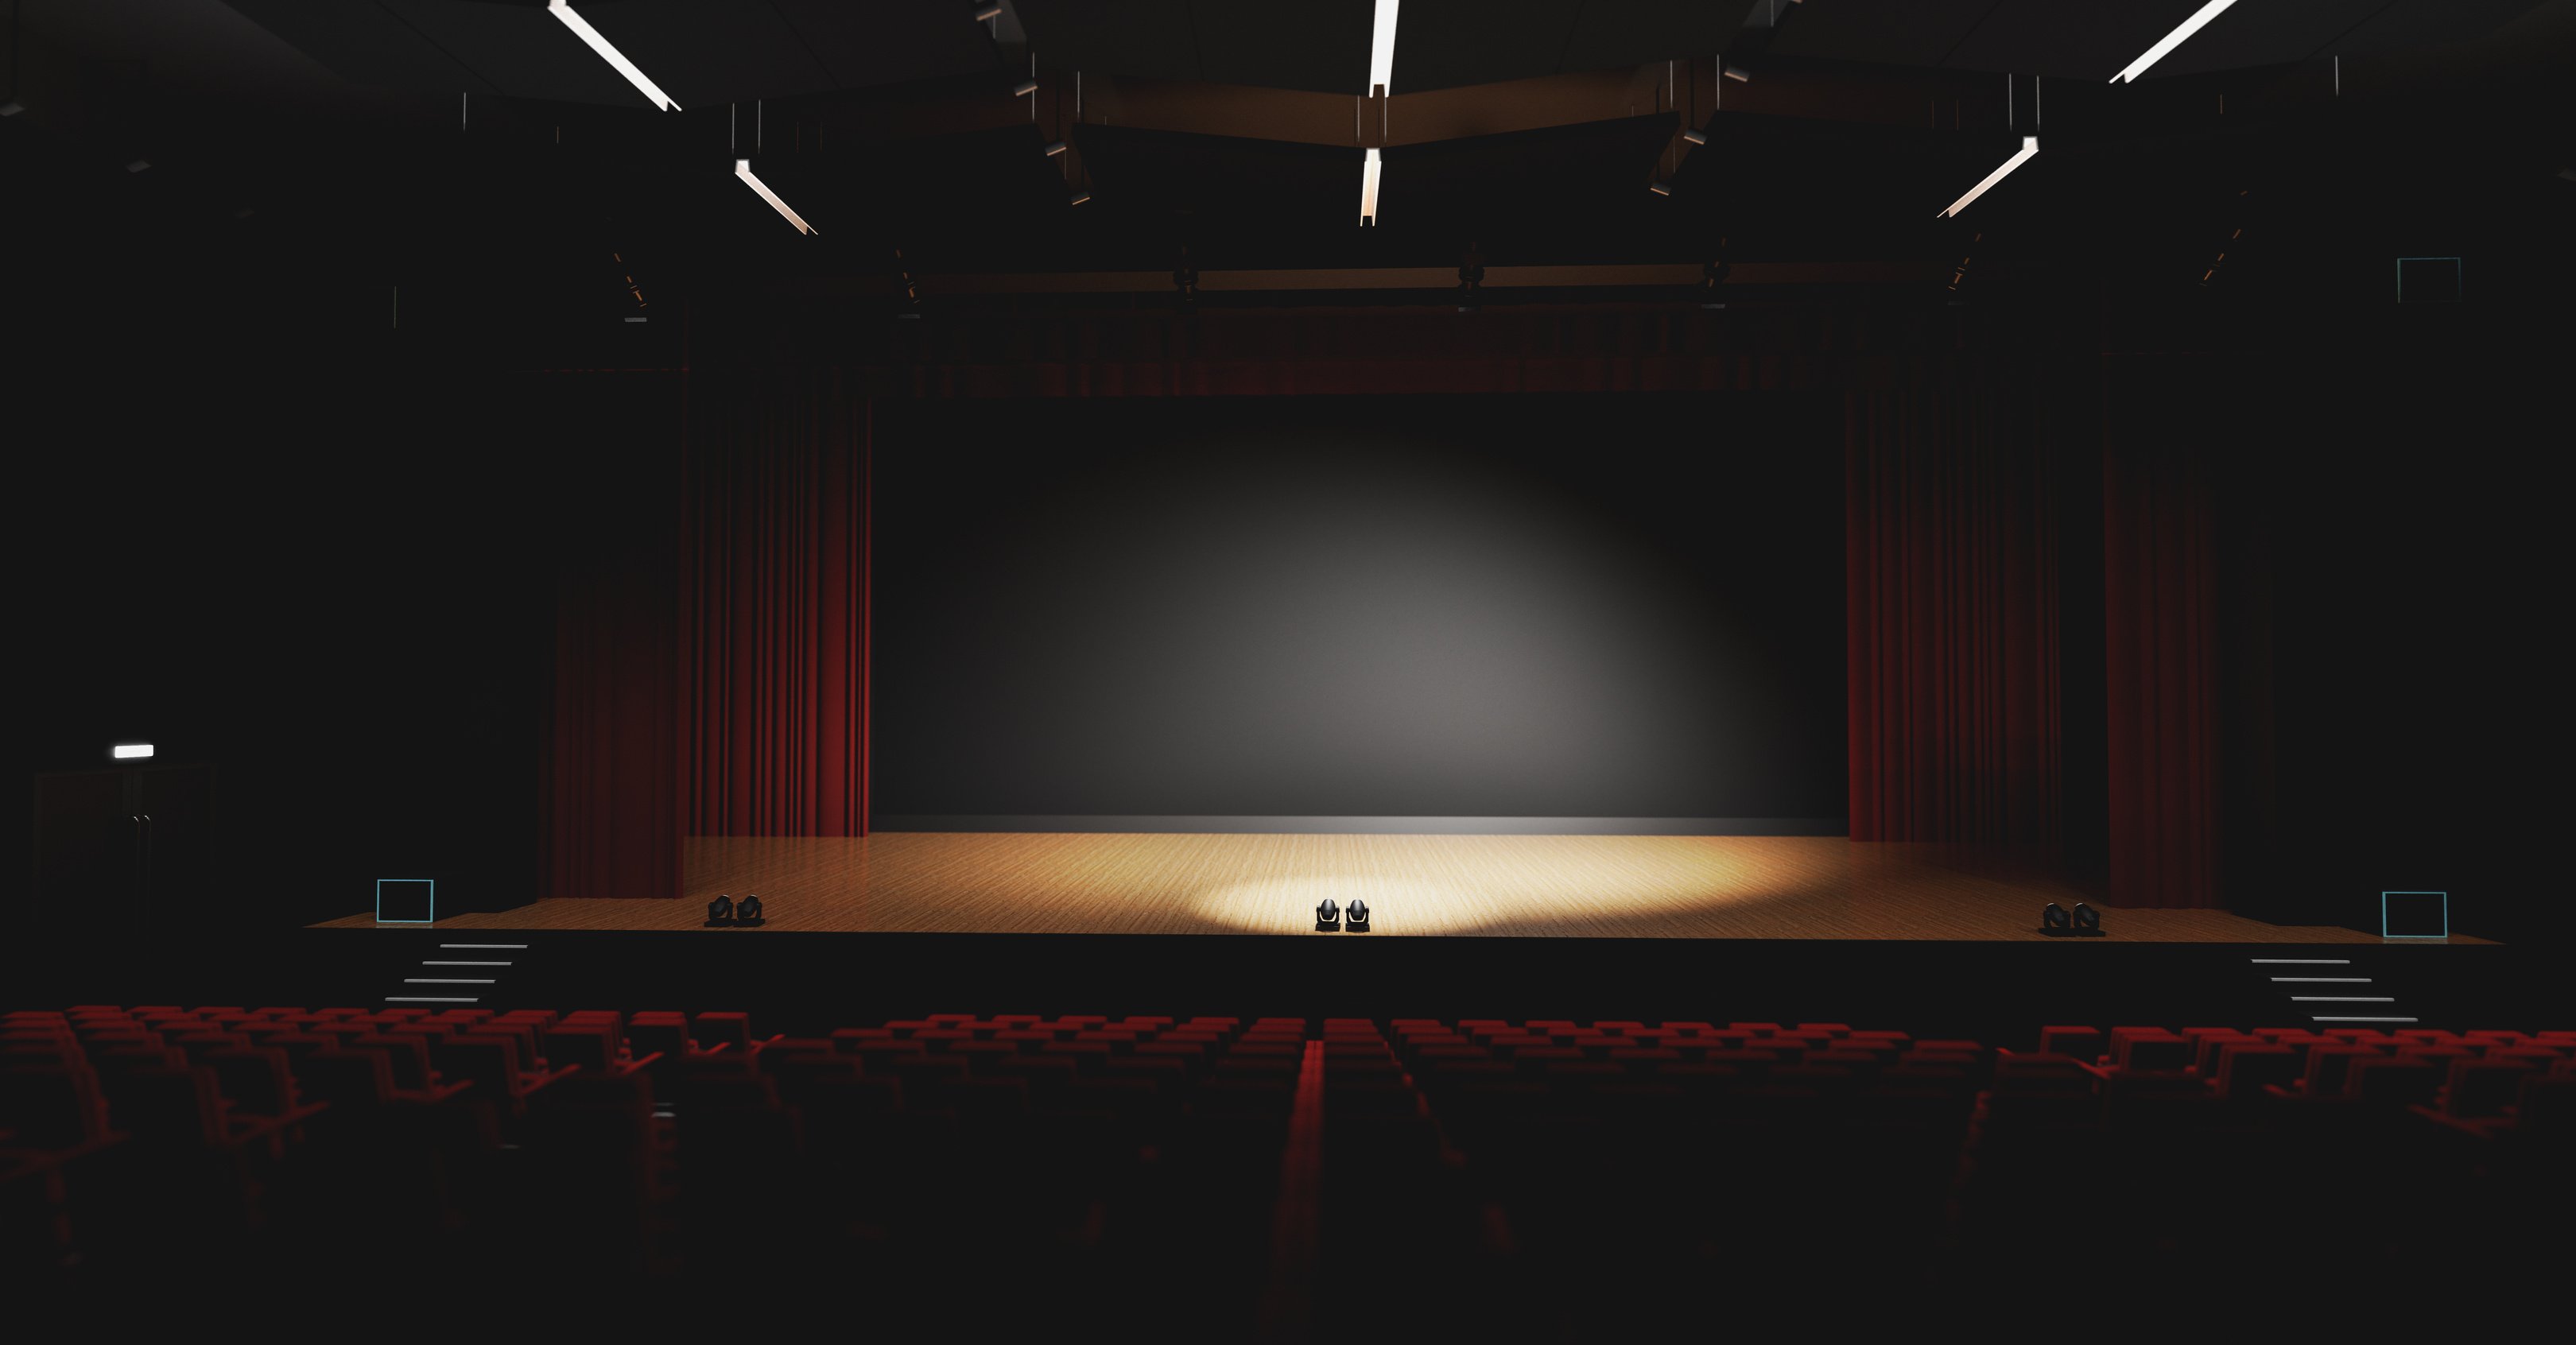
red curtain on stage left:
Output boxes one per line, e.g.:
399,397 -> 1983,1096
1845,382 -> 2062,846
681,370 -> 872,839
544,369 -> 870,897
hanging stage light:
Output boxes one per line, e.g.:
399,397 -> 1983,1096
1358,0 -> 1400,225
1938,136 -> 2037,218
548,2 -> 681,110
2109,0 -> 2238,84
737,159 -> 819,235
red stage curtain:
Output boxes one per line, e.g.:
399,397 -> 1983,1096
540,373 -> 686,899
1845,382 -> 2062,845
680,369 -> 872,838
2101,366 -> 2225,909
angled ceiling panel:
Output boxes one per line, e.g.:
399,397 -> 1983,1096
575,1 -> 836,105
1558,0 -> 1755,73
1673,110 -> 2025,229
2323,0 -> 2551,58
378,0 -> 658,107
1939,0 -> 2209,79
1381,114 -> 1677,223
1077,123 -> 1361,229
1187,1 -> 1375,95
1765,0 -> 1999,69
1395,2 -> 1589,93
766,0 -> 1003,90
1010,0 -> 1204,83
2143,0 -> 2392,77
223,0 -> 502,92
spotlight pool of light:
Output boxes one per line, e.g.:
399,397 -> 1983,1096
1183,837 -> 1801,936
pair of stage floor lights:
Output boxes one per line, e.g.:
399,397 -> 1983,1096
705,893 -> 766,928
1316,899 -> 1371,932
2041,902 -> 2103,936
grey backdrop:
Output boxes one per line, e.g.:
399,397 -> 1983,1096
872,393 -> 1845,825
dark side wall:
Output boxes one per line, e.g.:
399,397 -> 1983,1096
870,393 -> 1846,821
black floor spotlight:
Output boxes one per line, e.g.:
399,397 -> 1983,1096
1345,898 -> 1371,932
736,893 -> 766,927
1316,899 -> 1340,932
705,893 -> 736,927
2041,901 -> 2103,936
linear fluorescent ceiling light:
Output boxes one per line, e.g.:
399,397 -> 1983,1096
1360,0 -> 1399,226
113,743 -> 154,759
549,1 -> 681,110
736,159 -> 817,234
2109,0 -> 2238,83
1938,136 -> 2037,218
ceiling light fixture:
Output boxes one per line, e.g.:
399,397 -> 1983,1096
1360,0 -> 1399,226
1937,135 -> 2036,217
2109,0 -> 2237,83
1368,0 -> 1401,96
1721,64 -> 1752,82
549,1 -> 681,110
736,158 -> 817,234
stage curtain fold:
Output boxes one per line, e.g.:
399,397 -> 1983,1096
680,368 -> 872,839
540,373 -> 687,899
2101,360 -> 2227,909
1845,380 -> 2062,846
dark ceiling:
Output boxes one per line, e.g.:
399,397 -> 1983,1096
3,0 -> 2571,345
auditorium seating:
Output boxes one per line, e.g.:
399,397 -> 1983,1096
6,1008 -> 2570,1324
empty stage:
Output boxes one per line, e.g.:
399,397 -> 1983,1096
312,833 -> 2435,943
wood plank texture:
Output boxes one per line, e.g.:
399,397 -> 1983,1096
310,833 -> 2449,943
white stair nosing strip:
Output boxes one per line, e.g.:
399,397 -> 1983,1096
386,995 -> 479,1003
2249,958 -> 2352,964
2291,996 -> 2395,1002
404,978 -> 497,984
2270,977 -> 2371,982
2310,1015 -> 2418,1022
439,943 -> 530,949
421,960 -> 512,966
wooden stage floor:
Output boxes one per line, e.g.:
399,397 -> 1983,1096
313,833 -> 2453,944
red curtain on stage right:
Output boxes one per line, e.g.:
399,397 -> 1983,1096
680,369 -> 873,839
1844,380 -> 2062,847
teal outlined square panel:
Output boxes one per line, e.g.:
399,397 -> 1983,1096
2381,890 -> 2447,940
376,878 -> 436,924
